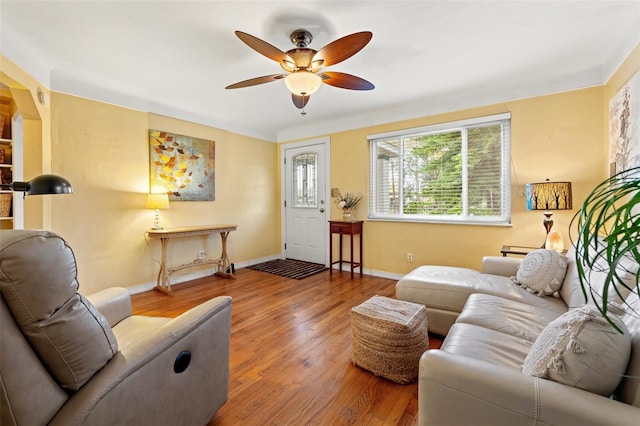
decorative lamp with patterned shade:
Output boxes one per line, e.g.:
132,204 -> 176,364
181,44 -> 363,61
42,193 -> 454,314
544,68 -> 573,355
526,179 -> 572,247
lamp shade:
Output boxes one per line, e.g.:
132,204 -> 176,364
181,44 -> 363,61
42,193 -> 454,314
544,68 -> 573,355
526,180 -> 572,211
9,174 -> 73,195
285,71 -> 322,96
146,193 -> 170,210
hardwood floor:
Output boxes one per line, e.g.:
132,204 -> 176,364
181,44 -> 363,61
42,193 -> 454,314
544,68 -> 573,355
131,269 -> 442,425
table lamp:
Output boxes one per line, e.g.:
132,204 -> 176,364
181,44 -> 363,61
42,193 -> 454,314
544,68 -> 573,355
146,193 -> 170,230
526,179 -> 572,247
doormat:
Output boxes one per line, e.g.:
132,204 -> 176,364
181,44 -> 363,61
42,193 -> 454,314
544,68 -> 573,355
248,258 -> 327,280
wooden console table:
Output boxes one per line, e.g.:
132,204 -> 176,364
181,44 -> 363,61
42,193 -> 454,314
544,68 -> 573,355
329,220 -> 363,279
147,225 -> 237,295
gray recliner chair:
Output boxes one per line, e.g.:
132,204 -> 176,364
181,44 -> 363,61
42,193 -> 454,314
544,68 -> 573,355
0,229 -> 232,425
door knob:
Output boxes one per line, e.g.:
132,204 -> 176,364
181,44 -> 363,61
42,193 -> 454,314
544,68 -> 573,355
319,208 -> 325,213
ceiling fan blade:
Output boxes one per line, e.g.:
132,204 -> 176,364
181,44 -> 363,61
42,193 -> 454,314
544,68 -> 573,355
225,74 -> 286,89
313,31 -> 373,67
321,72 -> 375,90
292,94 -> 310,109
235,31 -> 293,64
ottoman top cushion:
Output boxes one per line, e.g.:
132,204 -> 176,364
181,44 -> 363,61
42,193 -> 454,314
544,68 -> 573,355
352,295 -> 426,331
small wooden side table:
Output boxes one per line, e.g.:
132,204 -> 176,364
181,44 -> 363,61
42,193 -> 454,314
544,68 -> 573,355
501,245 -> 568,257
329,220 -> 363,279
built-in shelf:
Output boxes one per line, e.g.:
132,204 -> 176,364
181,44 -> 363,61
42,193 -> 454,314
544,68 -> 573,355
0,131 -> 13,225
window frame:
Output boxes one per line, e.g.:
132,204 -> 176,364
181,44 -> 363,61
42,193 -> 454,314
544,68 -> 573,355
368,113 -> 511,225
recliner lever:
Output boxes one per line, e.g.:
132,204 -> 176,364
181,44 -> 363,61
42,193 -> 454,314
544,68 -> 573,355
173,350 -> 191,373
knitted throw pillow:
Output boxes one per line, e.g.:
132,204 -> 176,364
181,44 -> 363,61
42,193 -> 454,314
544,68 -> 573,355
512,249 -> 567,296
522,305 -> 631,396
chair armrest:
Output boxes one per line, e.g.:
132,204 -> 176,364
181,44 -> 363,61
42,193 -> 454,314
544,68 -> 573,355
85,287 -> 132,327
481,256 -> 522,277
419,350 -> 639,426
51,295 -> 233,426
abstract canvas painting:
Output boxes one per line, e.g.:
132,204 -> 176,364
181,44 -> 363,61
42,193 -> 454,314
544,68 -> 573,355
149,130 -> 215,201
609,71 -> 640,175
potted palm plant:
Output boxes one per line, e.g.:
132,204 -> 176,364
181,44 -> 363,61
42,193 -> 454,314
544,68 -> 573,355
570,166 -> 640,332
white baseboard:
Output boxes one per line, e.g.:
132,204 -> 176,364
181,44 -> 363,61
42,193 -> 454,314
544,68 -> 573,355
244,254 -> 281,266
365,268 -> 405,280
128,255 -> 284,294
128,255 -> 403,295
330,263 -> 404,281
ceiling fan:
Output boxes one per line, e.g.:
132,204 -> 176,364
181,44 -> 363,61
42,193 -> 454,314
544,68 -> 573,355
225,29 -> 375,112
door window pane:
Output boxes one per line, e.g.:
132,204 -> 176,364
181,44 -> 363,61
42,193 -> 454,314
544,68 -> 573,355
293,153 -> 317,207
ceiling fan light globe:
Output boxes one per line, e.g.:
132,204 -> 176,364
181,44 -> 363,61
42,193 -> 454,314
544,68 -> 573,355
285,71 -> 322,96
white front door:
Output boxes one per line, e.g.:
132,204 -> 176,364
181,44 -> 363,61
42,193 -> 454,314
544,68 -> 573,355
283,138 -> 329,265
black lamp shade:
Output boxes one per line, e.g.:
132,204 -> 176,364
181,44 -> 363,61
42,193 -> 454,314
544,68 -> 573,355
10,174 -> 73,195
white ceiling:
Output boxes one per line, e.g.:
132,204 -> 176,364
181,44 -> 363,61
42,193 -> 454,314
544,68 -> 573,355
1,1 -> 639,142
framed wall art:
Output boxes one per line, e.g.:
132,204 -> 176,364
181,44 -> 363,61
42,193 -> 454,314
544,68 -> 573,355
609,71 -> 640,175
149,130 -> 215,201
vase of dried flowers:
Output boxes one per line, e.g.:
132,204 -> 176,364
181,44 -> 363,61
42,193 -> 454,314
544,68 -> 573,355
334,191 -> 362,220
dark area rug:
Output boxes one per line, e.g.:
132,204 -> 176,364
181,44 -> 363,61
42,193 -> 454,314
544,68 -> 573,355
248,258 -> 327,280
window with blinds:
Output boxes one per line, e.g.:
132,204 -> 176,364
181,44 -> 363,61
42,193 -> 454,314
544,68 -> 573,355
368,113 -> 511,224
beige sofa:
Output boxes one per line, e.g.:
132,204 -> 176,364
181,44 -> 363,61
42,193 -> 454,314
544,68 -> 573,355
0,229 -> 232,425
397,248 -> 640,425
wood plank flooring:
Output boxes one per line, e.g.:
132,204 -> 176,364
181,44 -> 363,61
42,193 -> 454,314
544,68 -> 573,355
131,269 -> 442,425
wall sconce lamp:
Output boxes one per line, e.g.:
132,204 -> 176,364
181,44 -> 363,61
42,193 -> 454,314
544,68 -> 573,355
146,193 -> 170,230
0,174 -> 73,198
526,179 -> 572,247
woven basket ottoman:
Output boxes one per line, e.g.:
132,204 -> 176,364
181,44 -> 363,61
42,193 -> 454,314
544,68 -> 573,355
351,295 -> 429,384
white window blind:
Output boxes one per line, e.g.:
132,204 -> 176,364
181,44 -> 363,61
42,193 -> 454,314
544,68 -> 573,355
368,113 -> 511,224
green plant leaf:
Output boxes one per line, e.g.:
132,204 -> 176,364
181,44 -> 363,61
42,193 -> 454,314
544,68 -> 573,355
569,166 -> 640,333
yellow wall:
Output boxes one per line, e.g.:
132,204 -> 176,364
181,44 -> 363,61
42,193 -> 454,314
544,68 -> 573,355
50,93 -> 279,294
294,87 -> 606,274
3,41 -> 638,291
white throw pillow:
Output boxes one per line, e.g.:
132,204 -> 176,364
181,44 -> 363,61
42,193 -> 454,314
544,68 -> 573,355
512,249 -> 567,296
522,305 -> 631,396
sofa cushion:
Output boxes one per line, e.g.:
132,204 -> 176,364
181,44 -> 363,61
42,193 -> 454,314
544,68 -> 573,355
441,323 -> 532,371
559,246 -> 587,308
615,291 -> 640,407
0,230 -> 118,391
512,249 -> 567,296
560,245 -> 638,308
522,305 -> 631,396
456,293 -> 565,342
396,265 -> 568,314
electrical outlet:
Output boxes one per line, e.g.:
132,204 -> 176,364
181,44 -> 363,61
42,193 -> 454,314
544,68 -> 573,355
407,253 -> 413,262
198,250 -> 205,260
